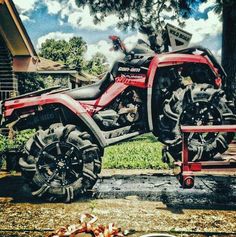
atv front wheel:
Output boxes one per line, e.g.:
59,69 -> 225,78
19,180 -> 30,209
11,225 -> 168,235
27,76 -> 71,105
157,83 -> 236,161
19,124 -> 102,202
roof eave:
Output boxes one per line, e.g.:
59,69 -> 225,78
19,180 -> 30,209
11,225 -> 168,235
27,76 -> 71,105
3,0 -> 37,57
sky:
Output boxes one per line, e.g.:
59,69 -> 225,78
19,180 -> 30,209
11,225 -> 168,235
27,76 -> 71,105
12,0 -> 222,62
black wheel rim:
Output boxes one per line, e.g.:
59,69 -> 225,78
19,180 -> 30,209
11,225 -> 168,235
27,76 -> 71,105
180,102 -> 222,145
37,142 -> 83,187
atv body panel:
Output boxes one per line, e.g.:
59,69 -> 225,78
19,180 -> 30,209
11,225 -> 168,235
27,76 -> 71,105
1,47 -> 224,148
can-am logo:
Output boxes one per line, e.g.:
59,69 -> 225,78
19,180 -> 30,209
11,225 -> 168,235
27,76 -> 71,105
118,67 -> 141,72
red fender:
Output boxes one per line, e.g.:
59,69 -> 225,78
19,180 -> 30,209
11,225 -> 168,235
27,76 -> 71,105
3,93 -> 107,147
146,53 -> 221,131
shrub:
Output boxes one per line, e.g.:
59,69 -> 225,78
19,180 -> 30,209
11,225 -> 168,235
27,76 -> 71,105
0,129 -> 34,153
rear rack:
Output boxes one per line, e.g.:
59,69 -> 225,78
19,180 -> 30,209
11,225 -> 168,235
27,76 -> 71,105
3,86 -> 62,102
176,125 -> 236,188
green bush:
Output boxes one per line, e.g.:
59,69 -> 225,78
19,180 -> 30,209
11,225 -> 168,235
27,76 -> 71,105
103,134 -> 168,169
0,129 -> 35,153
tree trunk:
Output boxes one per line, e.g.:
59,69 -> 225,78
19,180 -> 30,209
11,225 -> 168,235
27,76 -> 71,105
222,0 -> 236,100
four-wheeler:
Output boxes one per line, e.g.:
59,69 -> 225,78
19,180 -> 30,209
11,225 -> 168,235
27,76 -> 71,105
0,31 -> 236,201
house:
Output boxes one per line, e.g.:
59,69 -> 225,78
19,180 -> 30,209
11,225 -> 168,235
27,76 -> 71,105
0,0 -> 94,101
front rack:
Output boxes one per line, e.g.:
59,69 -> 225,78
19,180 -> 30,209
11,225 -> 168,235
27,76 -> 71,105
175,125 -> 236,188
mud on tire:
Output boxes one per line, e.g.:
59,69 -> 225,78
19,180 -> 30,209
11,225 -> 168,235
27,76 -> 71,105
157,83 -> 236,161
19,124 -> 102,202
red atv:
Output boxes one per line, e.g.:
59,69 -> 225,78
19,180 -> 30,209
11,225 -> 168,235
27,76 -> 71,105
0,35 -> 235,201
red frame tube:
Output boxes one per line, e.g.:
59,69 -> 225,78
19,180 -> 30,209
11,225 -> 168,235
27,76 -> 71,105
178,125 -> 236,188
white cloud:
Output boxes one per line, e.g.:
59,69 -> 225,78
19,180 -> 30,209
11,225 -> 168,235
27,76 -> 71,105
19,14 -> 30,22
13,0 -> 37,12
37,32 -> 75,49
44,0 -> 62,15
67,6 -> 119,30
199,0 -> 215,12
13,0 -> 38,22
42,0 -> 119,31
85,40 -> 122,65
60,0 -> 80,18
212,49 -> 222,61
124,34 -> 139,51
123,32 -> 151,51
165,10 -> 221,45
186,11 -> 221,45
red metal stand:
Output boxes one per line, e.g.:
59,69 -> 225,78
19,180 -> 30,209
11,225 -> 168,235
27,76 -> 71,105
176,125 -> 236,188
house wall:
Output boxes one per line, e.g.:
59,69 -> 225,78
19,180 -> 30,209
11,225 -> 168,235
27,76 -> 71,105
0,34 -> 18,100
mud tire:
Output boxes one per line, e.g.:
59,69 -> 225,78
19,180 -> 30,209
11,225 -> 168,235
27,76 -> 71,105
19,124 -> 102,202
157,83 -> 236,161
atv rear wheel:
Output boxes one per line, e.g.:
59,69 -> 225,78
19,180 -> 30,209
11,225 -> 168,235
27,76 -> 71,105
157,83 -> 236,161
19,124 -> 102,202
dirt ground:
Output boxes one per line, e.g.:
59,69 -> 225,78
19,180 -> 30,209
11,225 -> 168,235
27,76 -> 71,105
0,170 -> 236,237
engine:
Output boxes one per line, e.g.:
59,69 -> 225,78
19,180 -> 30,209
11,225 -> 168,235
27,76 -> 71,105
93,89 -> 143,130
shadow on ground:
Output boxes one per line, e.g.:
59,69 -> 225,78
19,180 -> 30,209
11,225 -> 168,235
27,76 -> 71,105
0,172 -> 236,211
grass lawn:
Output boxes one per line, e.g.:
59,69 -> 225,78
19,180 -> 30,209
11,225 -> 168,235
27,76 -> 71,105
103,133 -> 169,169
0,133 -> 169,171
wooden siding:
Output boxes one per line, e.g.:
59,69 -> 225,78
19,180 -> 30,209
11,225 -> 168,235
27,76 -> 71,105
0,35 -> 17,100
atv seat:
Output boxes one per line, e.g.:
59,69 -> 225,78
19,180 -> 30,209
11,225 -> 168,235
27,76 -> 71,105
64,73 -> 114,100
